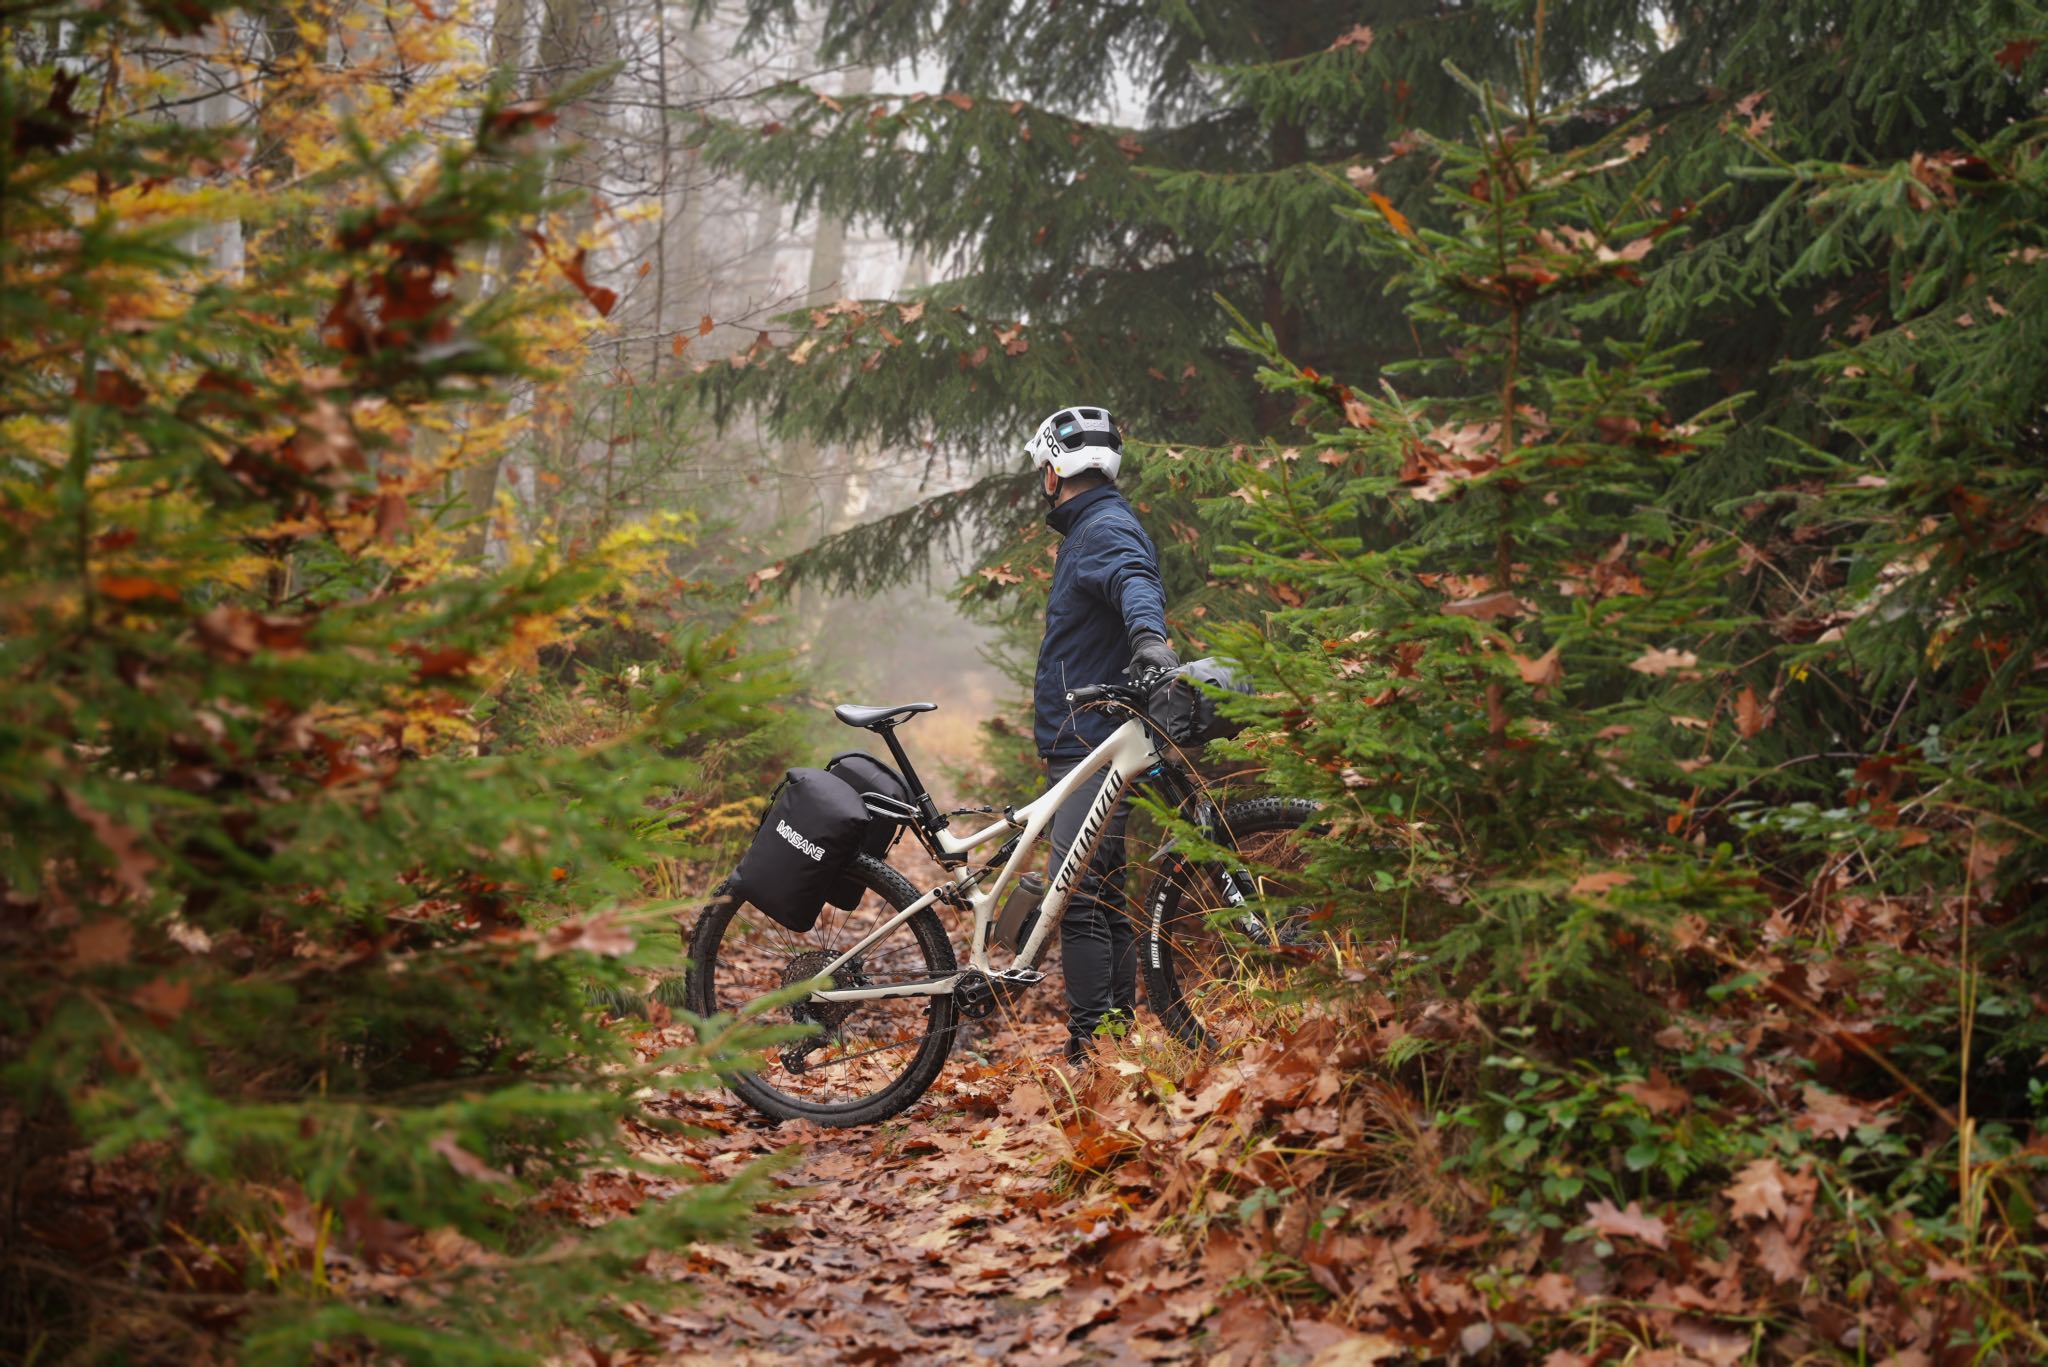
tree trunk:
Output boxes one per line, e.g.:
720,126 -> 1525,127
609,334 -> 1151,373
456,0 -> 534,561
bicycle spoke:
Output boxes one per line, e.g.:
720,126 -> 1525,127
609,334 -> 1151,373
694,864 -> 954,1116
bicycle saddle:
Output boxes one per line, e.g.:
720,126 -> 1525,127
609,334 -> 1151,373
833,700 -> 937,729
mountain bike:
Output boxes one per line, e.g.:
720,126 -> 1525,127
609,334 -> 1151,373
683,673 -> 1325,1126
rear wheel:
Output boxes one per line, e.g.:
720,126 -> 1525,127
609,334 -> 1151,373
684,854 -> 957,1126
1141,797 -> 1327,1050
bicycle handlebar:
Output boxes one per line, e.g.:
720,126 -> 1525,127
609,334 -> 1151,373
1063,682 -> 1128,706
1064,666 -> 1177,709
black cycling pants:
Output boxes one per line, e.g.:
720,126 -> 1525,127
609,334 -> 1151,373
1045,757 -> 1136,1064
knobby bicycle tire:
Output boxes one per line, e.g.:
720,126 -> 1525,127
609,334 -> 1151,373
684,854 -> 958,1126
1140,797 -> 1324,1050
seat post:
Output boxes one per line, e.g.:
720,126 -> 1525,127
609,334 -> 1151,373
873,721 -> 946,832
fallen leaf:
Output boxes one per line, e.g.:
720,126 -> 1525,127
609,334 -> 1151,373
71,917 -> 135,968
1308,1334 -> 1403,1366
1368,191 -> 1416,242
1995,37 -> 2041,73
1328,25 -> 1375,53
1966,832 -> 2016,885
1442,591 -> 1525,620
1584,1197 -> 1668,1249
1512,645 -> 1562,687
1753,1221 -> 1804,1283
94,575 -> 181,604
1621,1069 -> 1688,1115
1629,647 -> 1699,676
1726,1157 -> 1791,1222
550,247 -> 617,317
63,790 -> 158,898
132,976 -> 193,1023
1793,1085 -> 1894,1141
1735,685 -> 1771,738
539,913 -> 635,960
485,98 -> 556,139
430,1132 -> 513,1184
1570,870 -> 1635,898
409,647 -> 476,680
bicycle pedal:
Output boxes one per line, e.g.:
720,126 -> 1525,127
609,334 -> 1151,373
991,967 -> 1046,986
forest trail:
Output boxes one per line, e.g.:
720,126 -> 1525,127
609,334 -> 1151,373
594,1007 -> 1369,1365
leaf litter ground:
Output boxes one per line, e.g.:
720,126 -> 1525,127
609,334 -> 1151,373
584,969 -> 1378,1362
551,854 -> 2034,1366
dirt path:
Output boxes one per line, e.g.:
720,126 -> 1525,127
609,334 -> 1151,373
590,1010 -> 1364,1365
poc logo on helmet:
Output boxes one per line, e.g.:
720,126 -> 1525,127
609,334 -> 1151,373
776,820 -> 826,862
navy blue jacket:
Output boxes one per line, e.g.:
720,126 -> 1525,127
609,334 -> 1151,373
1034,485 -> 1169,759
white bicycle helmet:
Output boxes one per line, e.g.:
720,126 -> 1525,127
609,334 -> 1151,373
1025,405 -> 1123,481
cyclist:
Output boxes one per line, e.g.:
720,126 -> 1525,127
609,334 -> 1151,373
1026,405 -> 1179,1066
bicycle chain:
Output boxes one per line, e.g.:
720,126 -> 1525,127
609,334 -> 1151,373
783,1022 -> 959,1076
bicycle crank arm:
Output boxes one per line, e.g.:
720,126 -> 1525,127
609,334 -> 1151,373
809,972 -> 963,1003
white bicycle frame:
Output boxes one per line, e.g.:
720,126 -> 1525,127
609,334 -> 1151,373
800,714 -> 1165,1006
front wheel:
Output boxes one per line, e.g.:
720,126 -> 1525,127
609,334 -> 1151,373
1141,797 -> 1327,1051
684,854 -> 958,1126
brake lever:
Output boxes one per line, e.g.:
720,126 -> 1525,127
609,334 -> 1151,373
1126,664 -> 1178,694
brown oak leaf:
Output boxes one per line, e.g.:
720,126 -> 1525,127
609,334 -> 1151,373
1584,1198 -> 1668,1249
1793,1085 -> 1895,1141
1725,1156 -> 1791,1223
1620,1069 -> 1688,1115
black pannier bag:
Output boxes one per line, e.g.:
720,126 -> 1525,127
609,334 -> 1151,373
823,751 -> 915,909
729,767 -> 872,933
1147,656 -> 1255,745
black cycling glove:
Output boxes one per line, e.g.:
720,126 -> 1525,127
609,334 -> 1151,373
1129,630 -> 1180,676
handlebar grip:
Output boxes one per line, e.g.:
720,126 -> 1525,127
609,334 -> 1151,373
1066,684 -> 1113,705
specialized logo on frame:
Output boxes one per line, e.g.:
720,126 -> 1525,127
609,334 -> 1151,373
1051,767 -> 1122,895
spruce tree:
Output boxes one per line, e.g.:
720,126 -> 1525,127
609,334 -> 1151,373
679,2 -> 2039,618
1749,85 -> 2048,1080
1191,30 -> 2048,1348
1,4 -> 778,1358
681,1 -> 1662,580
1204,69 -> 1755,1031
